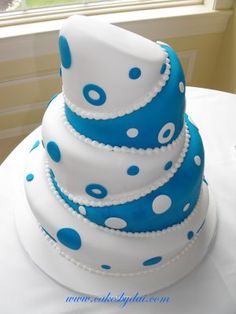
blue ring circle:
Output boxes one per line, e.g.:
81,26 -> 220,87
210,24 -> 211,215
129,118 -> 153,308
83,84 -> 106,106
85,183 -> 108,199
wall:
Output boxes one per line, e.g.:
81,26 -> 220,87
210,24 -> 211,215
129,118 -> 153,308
212,1 -> 236,92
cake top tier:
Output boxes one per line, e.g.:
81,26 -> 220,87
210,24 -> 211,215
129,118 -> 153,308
59,15 -> 168,120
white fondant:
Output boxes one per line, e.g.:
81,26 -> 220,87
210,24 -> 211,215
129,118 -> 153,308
24,143 -> 210,274
61,15 -> 170,119
105,217 -> 127,230
179,81 -> 185,93
183,203 -> 190,212
152,195 -> 172,214
194,155 -> 201,166
158,122 -> 175,144
188,116 -> 198,129
127,128 -> 139,138
42,96 -> 189,206
79,206 -> 86,216
88,90 -> 100,100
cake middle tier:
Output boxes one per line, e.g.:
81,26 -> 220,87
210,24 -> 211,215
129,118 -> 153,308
42,94 -> 189,206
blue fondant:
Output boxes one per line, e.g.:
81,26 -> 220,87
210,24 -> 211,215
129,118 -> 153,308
160,63 -> 167,74
187,231 -> 194,240
143,256 -> 162,266
47,141 -> 61,163
47,94 -> 58,108
129,67 -> 141,79
42,226 -> 57,242
50,117 -> 204,232
59,36 -> 71,69
49,168 -> 55,178
164,161 -> 173,171
65,45 -> 185,149
83,84 -> 106,106
163,128 -> 171,139
57,228 -> 81,250
101,264 -> 111,270
30,140 -> 40,152
26,174 -> 34,182
127,165 -> 139,176
85,184 -> 108,199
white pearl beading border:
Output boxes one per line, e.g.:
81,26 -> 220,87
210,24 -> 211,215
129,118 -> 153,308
62,105 -> 186,156
46,163 -> 204,239
62,49 -> 170,120
39,200 -> 203,278
50,125 -> 190,207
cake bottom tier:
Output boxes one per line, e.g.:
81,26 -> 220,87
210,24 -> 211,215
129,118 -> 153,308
16,129 -> 217,295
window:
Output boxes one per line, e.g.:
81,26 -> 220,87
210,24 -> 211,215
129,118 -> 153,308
1,0 -> 202,12
0,0 -> 203,26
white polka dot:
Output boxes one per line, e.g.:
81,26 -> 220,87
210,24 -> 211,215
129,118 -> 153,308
183,203 -> 190,212
127,128 -> 139,138
105,217 -> 127,229
194,155 -> 201,166
152,195 -> 172,214
179,81 -> 185,93
158,122 -> 175,144
79,206 -> 86,216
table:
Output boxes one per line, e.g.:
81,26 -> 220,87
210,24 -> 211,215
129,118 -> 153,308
0,87 -> 236,314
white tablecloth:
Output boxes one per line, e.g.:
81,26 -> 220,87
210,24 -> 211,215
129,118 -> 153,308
0,87 -> 236,314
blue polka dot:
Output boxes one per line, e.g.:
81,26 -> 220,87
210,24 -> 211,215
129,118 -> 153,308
160,63 -> 167,74
30,140 -> 40,152
47,141 -> 61,163
59,36 -> 71,69
57,228 -> 81,250
129,67 -> 141,80
101,264 -> 111,270
143,256 -> 162,266
26,174 -> 34,182
164,161 -> 172,171
187,231 -> 194,240
83,84 -> 106,106
85,184 -> 107,199
127,165 -> 139,176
